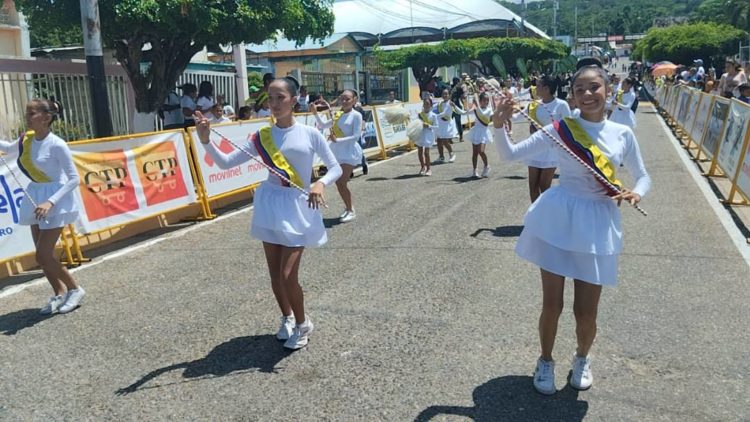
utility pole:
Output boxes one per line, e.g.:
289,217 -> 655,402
80,0 -> 112,137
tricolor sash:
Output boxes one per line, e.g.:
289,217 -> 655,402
332,111 -> 346,138
17,131 -> 52,183
474,109 -> 491,126
553,118 -> 622,196
418,112 -> 431,125
438,102 -> 451,120
250,126 -> 304,188
616,89 -> 623,104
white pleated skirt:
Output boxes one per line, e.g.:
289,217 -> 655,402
19,181 -> 79,229
515,185 -> 622,286
610,108 -> 637,129
329,141 -> 363,166
524,147 -> 558,169
468,124 -> 492,145
251,182 -> 327,248
436,118 -> 457,139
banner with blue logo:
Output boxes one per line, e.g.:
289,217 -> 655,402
0,149 -> 36,261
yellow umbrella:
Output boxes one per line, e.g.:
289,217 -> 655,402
652,63 -> 678,77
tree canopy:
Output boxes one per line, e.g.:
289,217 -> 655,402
692,0 -> 750,32
376,37 -> 568,91
17,0 -> 335,115
632,22 -> 747,65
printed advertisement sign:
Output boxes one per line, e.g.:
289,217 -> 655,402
0,149 -> 36,261
690,93 -> 713,145
373,102 -> 423,148
70,131 -> 197,233
700,97 -> 730,160
716,100 -> 750,179
188,120 -> 269,198
675,88 -> 692,128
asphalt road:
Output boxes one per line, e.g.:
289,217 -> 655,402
0,105 -> 748,421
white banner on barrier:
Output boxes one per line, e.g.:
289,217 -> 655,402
188,120 -> 270,198
374,102 -> 423,148
690,93 -> 713,145
716,100 -> 750,179
700,97 -> 731,160
0,149 -> 36,261
70,131 -> 197,234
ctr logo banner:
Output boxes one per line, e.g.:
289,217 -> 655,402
69,131 -> 197,234
0,150 -> 36,261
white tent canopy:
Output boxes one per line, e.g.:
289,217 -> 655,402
333,0 -> 548,43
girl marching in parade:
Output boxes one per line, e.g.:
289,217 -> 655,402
491,62 -> 651,395
467,92 -> 493,178
435,89 -> 461,163
415,98 -> 439,176
524,75 -> 572,202
608,77 -> 637,129
196,77 -> 342,350
0,99 -> 85,314
312,90 -> 363,223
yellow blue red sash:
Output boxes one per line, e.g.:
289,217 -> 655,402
418,112 -> 431,125
332,111 -> 346,138
616,89 -> 623,104
17,131 -> 52,183
474,109 -> 491,126
438,102 -> 451,120
528,101 -> 540,128
250,126 -> 303,188
553,118 -> 623,196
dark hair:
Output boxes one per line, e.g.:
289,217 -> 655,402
299,85 -> 307,91
270,77 -> 299,96
538,75 -> 558,93
198,81 -> 213,99
478,92 -> 489,102
571,65 -> 610,88
341,89 -> 358,98
29,98 -> 62,126
238,106 -> 252,120
622,77 -> 635,87
423,97 -> 433,106
179,83 -> 197,95
263,72 -> 275,84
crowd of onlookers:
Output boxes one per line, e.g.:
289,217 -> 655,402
663,58 -> 750,104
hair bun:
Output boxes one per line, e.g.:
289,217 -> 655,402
284,76 -> 300,90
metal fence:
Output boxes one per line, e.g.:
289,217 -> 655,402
176,70 -> 238,110
302,72 -> 356,101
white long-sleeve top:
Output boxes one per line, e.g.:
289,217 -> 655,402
314,109 -> 363,165
416,111 -> 439,147
0,132 -> 79,205
436,101 -> 466,138
203,123 -> 342,189
526,98 -> 572,128
493,117 -> 651,198
609,90 -> 637,128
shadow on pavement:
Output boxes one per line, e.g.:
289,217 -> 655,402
0,308 -> 52,335
116,334 -> 289,395
503,175 -> 527,180
365,177 -> 390,182
324,218 -> 344,228
393,174 -> 425,180
452,176 -> 479,183
471,226 -> 524,238
414,375 -> 588,422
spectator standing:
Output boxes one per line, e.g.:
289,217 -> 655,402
179,83 -> 198,128
161,89 -> 184,130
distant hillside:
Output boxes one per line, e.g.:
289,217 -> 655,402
498,0 -> 704,37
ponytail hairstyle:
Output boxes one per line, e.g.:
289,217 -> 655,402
29,98 -> 62,126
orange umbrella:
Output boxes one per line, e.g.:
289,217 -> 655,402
652,63 -> 678,77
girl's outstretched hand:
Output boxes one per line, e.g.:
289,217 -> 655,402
195,111 -> 210,144
491,94 -> 515,128
307,182 -> 326,209
612,188 -> 641,207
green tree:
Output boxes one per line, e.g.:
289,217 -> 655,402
472,38 -> 568,76
17,0 -> 334,123
376,39 -> 475,92
633,22 -> 747,64
693,0 -> 750,32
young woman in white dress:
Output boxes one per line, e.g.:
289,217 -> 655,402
467,93 -> 493,178
491,65 -> 651,395
415,98 -> 439,176
312,90 -> 363,223
0,99 -> 85,314
196,78 -> 342,350
524,75 -> 572,202
608,77 -> 637,129
435,89 -> 464,163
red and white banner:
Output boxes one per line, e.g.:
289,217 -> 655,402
70,131 -> 197,233
0,149 -> 36,261
187,119 -> 270,198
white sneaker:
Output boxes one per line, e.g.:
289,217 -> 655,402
284,318 -> 314,350
58,287 -> 86,314
481,166 -> 490,178
339,209 -> 349,219
39,295 -> 65,315
471,169 -> 479,178
570,354 -> 593,390
340,210 -> 356,223
533,358 -> 556,395
276,315 -> 295,340
448,153 -> 456,163
418,167 -> 426,176
424,169 -> 432,176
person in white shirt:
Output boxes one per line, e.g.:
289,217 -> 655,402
179,83 -> 198,127
491,63 -> 650,396
161,90 -> 184,130
195,77 -> 341,350
693,59 -> 705,79
196,81 -> 216,120
0,99 -> 85,315
312,89 -> 363,223
414,98 -> 439,176
296,85 -> 310,112
385,90 -> 401,104
609,77 -> 637,129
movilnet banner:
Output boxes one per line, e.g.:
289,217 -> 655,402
0,149 -> 36,261
188,120 -> 269,198
716,100 -> 750,179
70,131 -> 197,233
